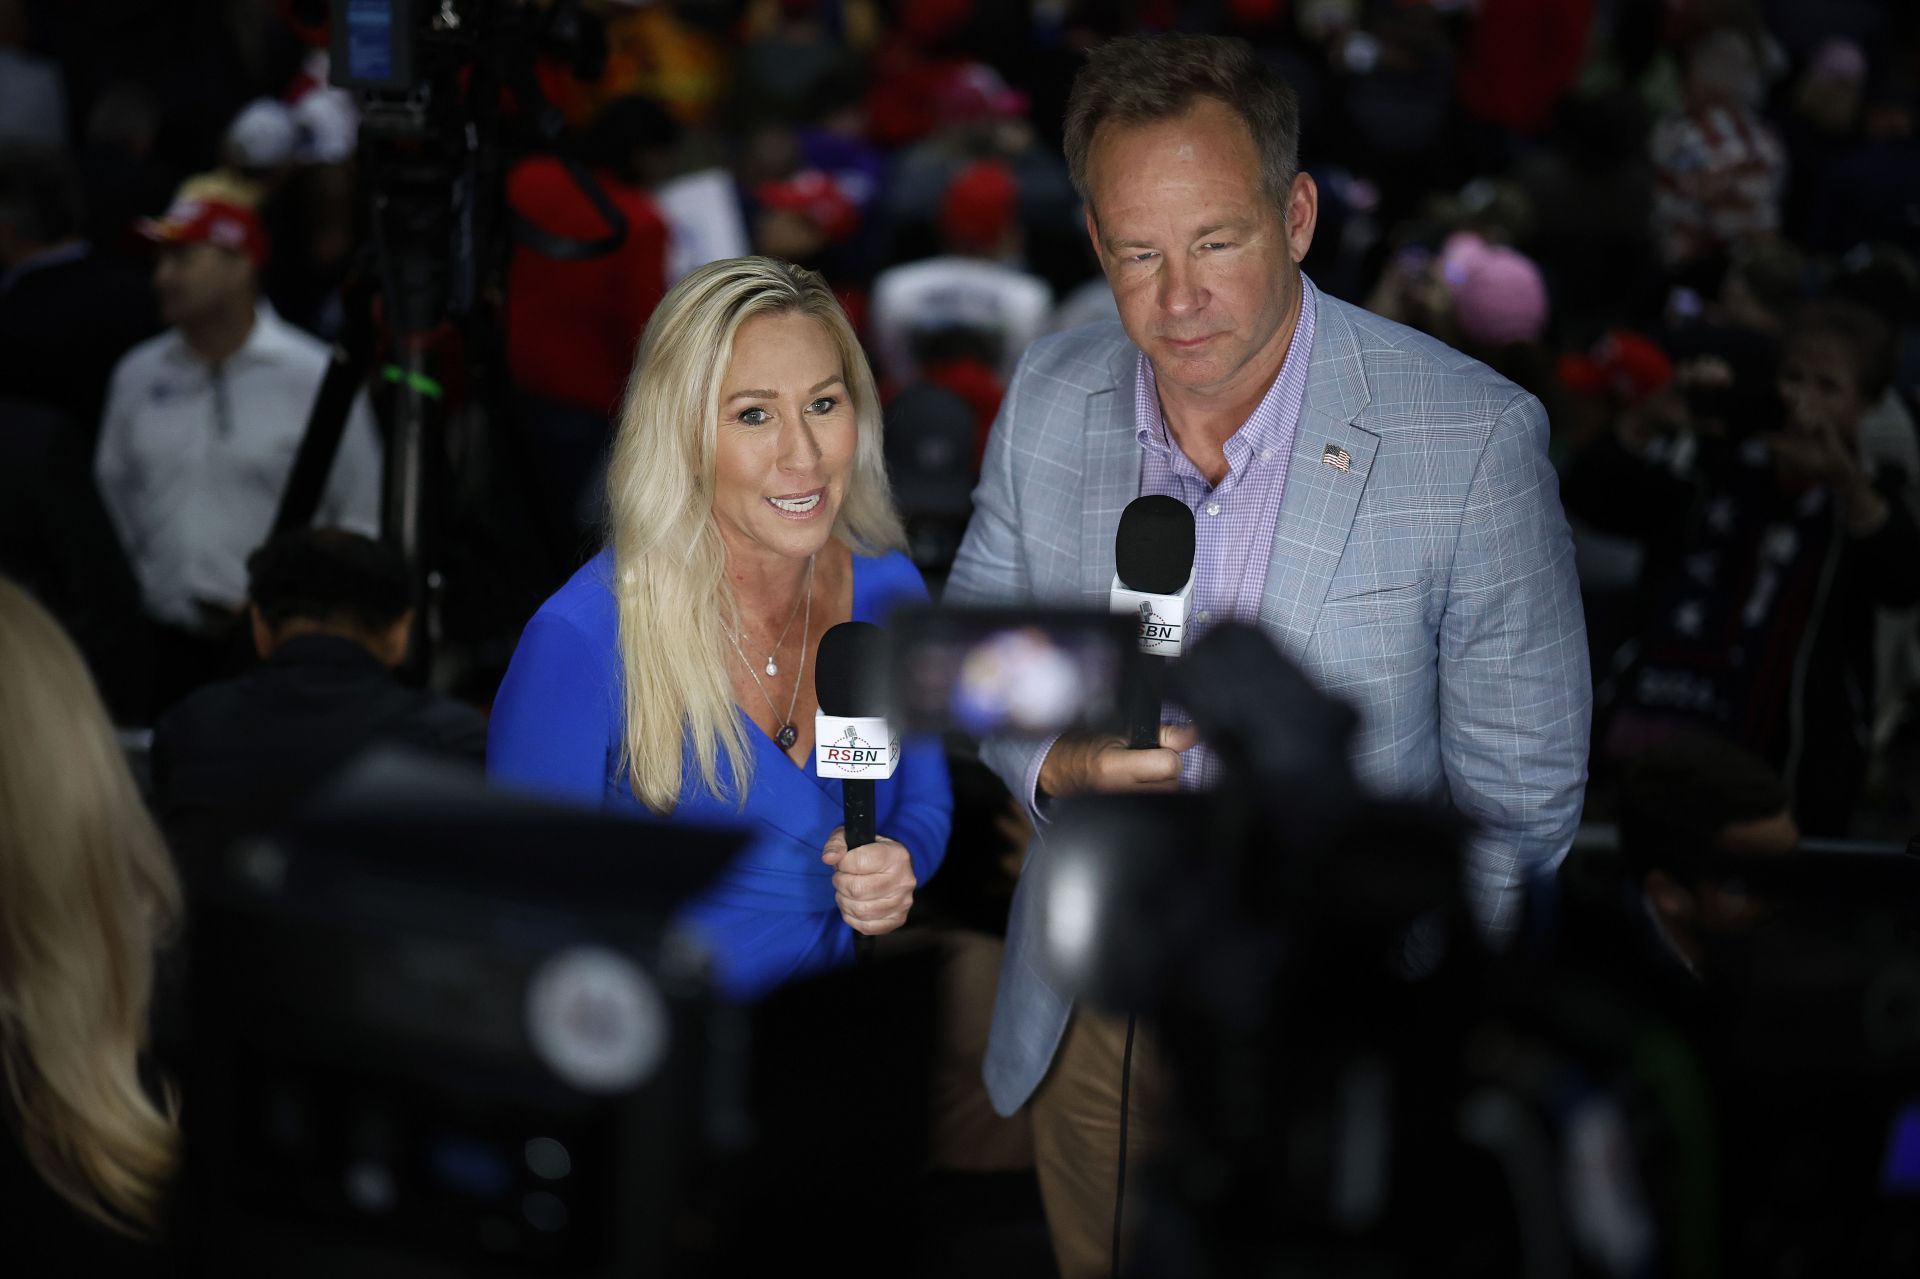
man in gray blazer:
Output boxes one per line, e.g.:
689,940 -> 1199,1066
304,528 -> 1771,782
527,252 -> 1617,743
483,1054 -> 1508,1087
943,34 -> 1590,1278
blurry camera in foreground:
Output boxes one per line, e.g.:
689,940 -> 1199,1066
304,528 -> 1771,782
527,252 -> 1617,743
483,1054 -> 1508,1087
182,751 -> 744,1277
1036,621 -> 1469,1012
181,749 -> 943,1277
886,609 -> 1467,1009
890,608 -> 1920,1274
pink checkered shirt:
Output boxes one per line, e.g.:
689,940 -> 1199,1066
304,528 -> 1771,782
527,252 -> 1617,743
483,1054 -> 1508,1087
1136,279 -> 1317,789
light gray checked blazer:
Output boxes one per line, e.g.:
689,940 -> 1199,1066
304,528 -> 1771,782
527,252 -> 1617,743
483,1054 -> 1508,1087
945,281 -> 1591,1116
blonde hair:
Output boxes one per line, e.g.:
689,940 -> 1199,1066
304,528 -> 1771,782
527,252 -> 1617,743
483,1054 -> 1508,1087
0,578 -> 183,1236
175,169 -> 264,210
606,256 -> 905,813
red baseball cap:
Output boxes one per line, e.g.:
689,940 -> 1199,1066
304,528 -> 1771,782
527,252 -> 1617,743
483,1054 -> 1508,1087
137,192 -> 269,267
940,160 -> 1018,253
755,170 -> 861,244
1557,330 -> 1675,403
934,63 -> 1029,128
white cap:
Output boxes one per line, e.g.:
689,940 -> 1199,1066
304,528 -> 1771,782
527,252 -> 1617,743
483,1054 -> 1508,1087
225,98 -> 298,169
292,88 -> 358,164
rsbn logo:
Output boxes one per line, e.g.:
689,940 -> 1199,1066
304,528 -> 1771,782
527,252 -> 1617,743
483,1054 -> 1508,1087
1136,600 -> 1179,648
824,725 -> 884,771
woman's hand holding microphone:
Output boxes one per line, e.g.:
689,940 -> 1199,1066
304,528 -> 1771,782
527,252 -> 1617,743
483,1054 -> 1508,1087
822,827 -> 916,936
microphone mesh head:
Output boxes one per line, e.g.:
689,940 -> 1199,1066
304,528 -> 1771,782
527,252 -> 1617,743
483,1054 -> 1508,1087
1115,495 -> 1197,594
815,621 -> 886,716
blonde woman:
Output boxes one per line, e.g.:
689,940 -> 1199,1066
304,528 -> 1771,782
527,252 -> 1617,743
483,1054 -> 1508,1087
0,577 -> 184,1267
488,257 -> 952,999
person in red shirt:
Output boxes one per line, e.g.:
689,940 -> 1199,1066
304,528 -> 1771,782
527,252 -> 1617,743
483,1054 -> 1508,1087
505,95 -> 678,572
1456,0 -> 1593,137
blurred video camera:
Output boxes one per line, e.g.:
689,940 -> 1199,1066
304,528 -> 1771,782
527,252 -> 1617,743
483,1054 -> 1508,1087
180,753 -> 743,1277
326,0 -> 611,331
329,0 -> 605,135
317,0 -> 624,680
886,604 -> 1920,1276
181,751 -> 943,1277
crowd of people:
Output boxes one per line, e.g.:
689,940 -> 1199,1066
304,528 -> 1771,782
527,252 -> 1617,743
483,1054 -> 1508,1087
2,0 -> 1918,1274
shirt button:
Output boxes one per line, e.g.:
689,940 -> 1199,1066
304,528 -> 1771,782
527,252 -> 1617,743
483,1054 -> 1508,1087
1261,448 -> 1275,461
1198,609 -> 1213,622
1204,500 -> 1221,517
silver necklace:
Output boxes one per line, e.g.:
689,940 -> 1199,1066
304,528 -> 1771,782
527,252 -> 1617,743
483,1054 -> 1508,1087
745,555 -> 812,677
726,556 -> 814,750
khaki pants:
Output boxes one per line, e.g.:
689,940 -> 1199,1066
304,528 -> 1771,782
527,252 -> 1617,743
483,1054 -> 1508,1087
1028,1009 -> 1162,1279
925,929 -> 1035,1172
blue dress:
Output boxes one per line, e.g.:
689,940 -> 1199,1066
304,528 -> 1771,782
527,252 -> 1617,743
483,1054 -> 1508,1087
487,548 -> 953,1001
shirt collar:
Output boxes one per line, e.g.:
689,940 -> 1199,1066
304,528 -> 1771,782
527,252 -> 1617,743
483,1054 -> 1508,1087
1133,275 -> 1319,467
162,301 -> 303,370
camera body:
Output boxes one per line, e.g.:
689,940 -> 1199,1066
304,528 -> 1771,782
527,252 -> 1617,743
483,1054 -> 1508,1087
889,607 -> 1920,1275
180,752 -> 746,1277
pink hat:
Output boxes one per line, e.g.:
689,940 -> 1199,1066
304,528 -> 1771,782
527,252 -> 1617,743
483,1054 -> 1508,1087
1440,232 -> 1549,348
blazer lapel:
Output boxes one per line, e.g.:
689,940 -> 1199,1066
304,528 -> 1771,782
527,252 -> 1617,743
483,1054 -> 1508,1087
1078,342 -> 1144,603
1260,291 -> 1378,652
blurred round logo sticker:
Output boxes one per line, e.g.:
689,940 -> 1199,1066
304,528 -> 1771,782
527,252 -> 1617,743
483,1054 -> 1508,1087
525,947 -> 666,1094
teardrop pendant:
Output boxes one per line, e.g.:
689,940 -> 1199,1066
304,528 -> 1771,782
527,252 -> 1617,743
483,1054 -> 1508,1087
765,658 -> 778,677
775,723 -> 798,749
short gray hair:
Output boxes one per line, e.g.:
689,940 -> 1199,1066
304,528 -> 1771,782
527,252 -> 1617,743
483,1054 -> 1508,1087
1063,34 -> 1301,219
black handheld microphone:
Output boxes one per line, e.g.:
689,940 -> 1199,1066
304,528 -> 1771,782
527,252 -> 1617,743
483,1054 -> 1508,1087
814,621 -> 899,960
1107,496 -> 1195,1278
1111,495 -> 1198,749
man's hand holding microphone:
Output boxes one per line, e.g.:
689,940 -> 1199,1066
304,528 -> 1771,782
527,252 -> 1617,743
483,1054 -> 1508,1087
1039,495 -> 1200,801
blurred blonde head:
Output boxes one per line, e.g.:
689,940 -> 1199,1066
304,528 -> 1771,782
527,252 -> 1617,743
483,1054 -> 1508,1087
0,577 -> 182,1236
606,256 -> 904,813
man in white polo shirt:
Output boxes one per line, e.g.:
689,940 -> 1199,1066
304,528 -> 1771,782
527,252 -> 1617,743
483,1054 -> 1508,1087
95,173 -> 382,715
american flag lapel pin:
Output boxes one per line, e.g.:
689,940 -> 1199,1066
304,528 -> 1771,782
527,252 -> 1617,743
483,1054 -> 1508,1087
1321,443 -> 1352,473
